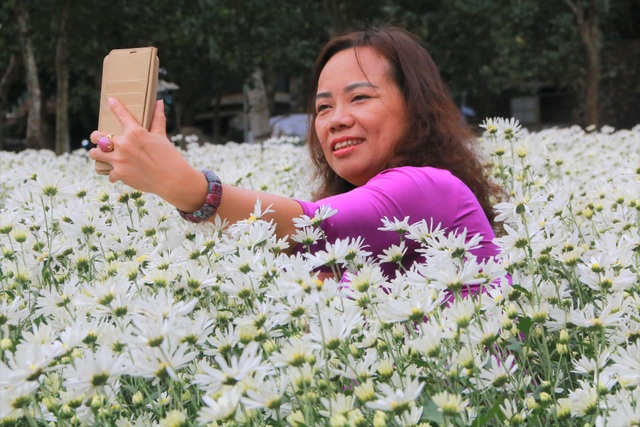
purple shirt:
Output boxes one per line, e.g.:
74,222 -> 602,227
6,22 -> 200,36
294,166 -> 499,276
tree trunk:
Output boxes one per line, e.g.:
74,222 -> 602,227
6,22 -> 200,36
55,0 -> 71,154
583,40 -> 601,128
0,54 -> 23,150
565,0 -> 602,127
245,68 -> 271,143
16,0 -> 44,149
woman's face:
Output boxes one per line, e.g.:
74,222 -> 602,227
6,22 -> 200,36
314,47 -> 409,187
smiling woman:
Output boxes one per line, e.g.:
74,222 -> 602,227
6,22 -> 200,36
314,47 -> 409,187
88,26 -> 503,281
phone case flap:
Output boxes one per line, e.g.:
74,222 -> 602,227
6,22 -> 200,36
98,47 -> 159,135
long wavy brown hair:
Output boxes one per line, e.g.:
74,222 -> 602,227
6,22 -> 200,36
306,26 -> 501,226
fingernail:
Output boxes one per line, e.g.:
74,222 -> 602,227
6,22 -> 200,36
108,97 -> 116,106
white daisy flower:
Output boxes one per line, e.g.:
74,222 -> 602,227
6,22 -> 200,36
63,346 -> 127,396
318,393 -> 356,418
430,390 -> 469,416
366,378 -> 424,412
197,387 -> 241,423
241,375 -> 289,410
193,342 -> 266,393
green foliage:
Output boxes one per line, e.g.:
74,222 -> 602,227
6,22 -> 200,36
0,0 -> 636,147
384,0 -> 584,95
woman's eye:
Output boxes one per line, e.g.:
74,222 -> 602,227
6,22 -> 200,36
316,104 -> 330,113
352,94 -> 370,102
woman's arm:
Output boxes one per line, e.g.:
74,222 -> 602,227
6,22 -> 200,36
89,98 -> 303,251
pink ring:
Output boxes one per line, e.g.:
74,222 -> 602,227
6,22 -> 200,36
97,134 -> 114,152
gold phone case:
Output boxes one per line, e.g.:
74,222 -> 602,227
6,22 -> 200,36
96,47 -> 159,175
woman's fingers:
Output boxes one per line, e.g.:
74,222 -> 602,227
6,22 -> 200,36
93,98 -> 163,141
88,145 -> 114,163
88,97 -> 179,195
150,100 -> 167,136
90,130 -> 109,145
108,97 -> 141,130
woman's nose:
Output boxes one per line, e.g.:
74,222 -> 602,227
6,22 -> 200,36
329,106 -> 355,132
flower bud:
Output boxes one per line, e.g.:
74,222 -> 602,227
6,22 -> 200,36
132,391 -> 144,406
354,380 -> 375,403
377,359 -> 394,379
0,338 -> 13,351
373,410 -> 387,427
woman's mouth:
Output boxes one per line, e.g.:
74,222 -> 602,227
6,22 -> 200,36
333,139 -> 364,151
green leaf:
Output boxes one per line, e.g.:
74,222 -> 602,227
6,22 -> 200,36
421,396 -> 445,424
472,397 -> 504,426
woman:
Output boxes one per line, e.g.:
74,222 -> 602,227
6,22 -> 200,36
89,26 -> 502,277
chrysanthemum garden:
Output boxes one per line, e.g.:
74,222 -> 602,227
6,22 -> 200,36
0,118 -> 639,426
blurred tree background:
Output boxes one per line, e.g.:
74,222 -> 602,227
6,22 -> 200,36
0,0 -> 638,153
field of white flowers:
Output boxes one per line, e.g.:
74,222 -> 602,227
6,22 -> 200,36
0,119 -> 638,427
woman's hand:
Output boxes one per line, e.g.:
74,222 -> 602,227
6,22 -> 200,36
89,98 -> 208,212
89,97 -> 304,244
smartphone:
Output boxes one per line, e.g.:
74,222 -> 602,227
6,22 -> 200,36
96,46 -> 159,174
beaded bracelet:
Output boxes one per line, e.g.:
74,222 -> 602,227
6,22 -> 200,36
178,170 -> 223,223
